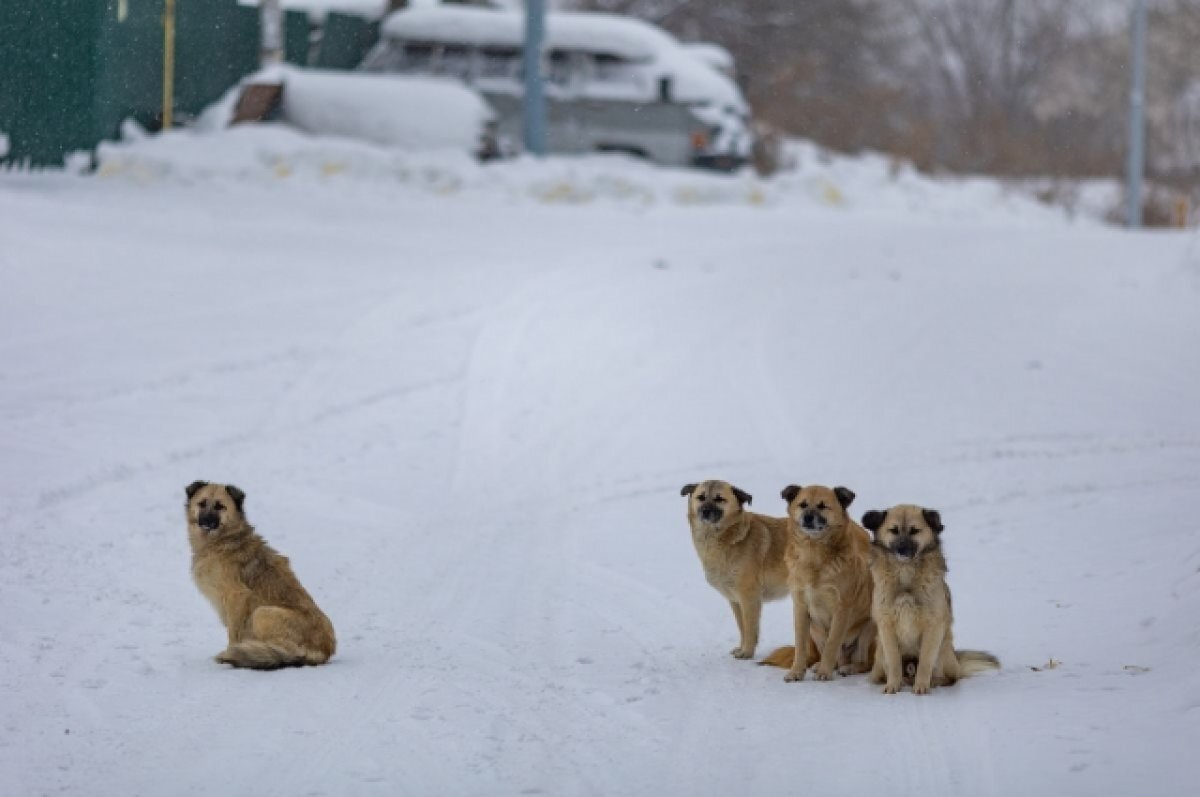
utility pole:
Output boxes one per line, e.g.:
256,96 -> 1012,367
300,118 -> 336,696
1127,0 -> 1147,228
522,0 -> 547,156
162,0 -> 176,129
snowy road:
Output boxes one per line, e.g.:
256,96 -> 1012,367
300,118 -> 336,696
1,164 -> 1199,795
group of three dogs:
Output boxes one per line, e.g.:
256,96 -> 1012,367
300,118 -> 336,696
682,479 -> 999,694
180,478 -> 998,694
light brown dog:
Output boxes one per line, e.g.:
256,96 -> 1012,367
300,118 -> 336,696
861,504 -> 999,694
762,484 -> 875,682
681,480 -> 796,659
185,481 -> 336,669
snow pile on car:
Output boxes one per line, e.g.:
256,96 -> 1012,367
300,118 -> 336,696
279,68 -> 493,152
380,5 -> 747,111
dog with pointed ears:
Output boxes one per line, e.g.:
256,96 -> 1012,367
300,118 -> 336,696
681,479 -> 804,660
761,484 -> 875,682
861,504 -> 999,694
185,480 -> 336,669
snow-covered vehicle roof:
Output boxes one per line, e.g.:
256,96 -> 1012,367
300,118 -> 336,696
380,5 -> 747,112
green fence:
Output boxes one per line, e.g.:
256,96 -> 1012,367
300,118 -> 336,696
0,0 -> 260,167
315,12 -> 379,71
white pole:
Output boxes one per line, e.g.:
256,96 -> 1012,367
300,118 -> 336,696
262,0 -> 284,66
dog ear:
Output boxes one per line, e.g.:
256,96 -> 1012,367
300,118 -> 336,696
833,486 -> 855,508
185,480 -> 208,500
680,483 -> 697,497
780,485 -> 801,503
922,508 -> 943,534
861,510 -> 887,534
225,485 -> 246,512
731,486 -> 752,506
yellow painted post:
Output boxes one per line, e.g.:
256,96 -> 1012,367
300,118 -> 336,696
163,0 -> 176,129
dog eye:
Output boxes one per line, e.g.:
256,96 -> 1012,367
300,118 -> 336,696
816,502 -> 827,511
909,528 -> 919,536
215,502 -> 225,511
696,494 -> 706,501
888,527 -> 899,535
714,496 -> 726,504
198,500 -> 208,509
799,501 -> 808,509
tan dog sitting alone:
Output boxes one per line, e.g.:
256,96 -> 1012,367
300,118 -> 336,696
681,480 -> 801,660
185,481 -> 336,669
861,504 -> 999,694
762,484 -> 875,682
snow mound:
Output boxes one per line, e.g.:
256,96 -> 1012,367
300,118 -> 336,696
92,126 -> 1069,223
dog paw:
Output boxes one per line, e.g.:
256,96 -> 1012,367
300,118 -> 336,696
813,665 -> 835,681
883,683 -> 901,695
214,650 -> 235,665
913,682 -> 931,695
730,647 -> 754,659
784,669 -> 806,683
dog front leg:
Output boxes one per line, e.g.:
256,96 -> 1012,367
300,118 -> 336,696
784,591 -> 810,682
734,593 -> 762,659
814,608 -> 851,680
868,640 -> 886,684
728,601 -> 747,657
876,620 -> 904,694
913,624 -> 947,695
221,592 -> 253,647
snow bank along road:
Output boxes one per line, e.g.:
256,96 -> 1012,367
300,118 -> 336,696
1,169 -> 1199,796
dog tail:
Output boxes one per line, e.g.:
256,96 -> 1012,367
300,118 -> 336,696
758,646 -> 799,669
956,649 -> 1000,676
218,640 -> 330,670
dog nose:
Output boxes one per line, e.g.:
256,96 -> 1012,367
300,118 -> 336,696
198,511 -> 220,529
802,511 -> 816,526
699,506 -> 722,522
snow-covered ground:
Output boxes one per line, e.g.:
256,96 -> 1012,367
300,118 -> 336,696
2,138 -> 1199,795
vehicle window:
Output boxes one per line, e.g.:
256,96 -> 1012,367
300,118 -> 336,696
437,45 -> 473,80
403,43 -> 435,73
360,43 -> 406,73
480,47 -> 519,80
547,50 -> 572,86
592,52 -> 637,85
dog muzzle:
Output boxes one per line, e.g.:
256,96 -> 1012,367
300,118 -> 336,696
800,512 -> 827,536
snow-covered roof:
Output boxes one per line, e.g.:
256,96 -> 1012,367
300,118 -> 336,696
380,5 -> 747,111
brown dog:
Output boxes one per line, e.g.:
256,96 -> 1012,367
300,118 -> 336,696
185,481 -> 336,669
763,484 -> 875,682
681,480 -> 793,659
862,504 -> 999,694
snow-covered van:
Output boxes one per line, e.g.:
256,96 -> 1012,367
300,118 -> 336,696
359,4 -> 752,170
